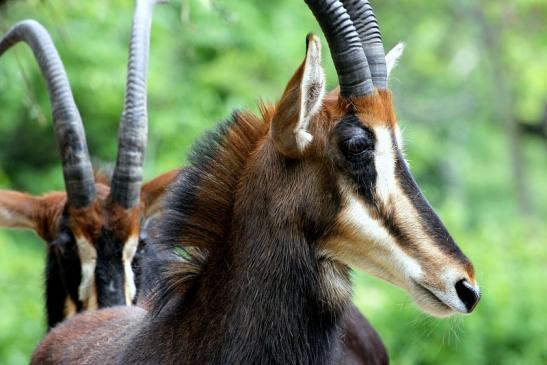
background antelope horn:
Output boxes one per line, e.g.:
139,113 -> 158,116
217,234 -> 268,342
0,20 -> 96,208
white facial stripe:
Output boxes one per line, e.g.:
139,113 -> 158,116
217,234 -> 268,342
394,125 -> 404,151
122,235 -> 139,304
333,185 -> 423,287
390,176 -> 460,279
76,237 -> 98,310
373,127 -> 397,205
372,129 -> 451,271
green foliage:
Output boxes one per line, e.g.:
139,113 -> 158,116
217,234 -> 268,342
0,0 -> 546,364
0,231 -> 44,363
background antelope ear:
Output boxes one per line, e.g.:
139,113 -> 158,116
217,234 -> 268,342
0,190 -> 41,230
140,169 -> 181,218
271,33 -> 325,158
326,42 -> 404,93
0,190 -> 66,241
386,42 -> 405,78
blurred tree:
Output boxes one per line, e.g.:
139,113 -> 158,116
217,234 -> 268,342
472,0 -> 531,216
519,103 -> 547,141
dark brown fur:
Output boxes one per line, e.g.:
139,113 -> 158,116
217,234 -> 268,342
340,306 -> 388,365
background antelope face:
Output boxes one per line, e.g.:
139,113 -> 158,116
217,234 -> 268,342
45,185 -> 140,312
0,169 -> 176,322
270,33 -> 480,317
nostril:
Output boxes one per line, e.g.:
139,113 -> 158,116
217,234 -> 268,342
455,279 -> 480,313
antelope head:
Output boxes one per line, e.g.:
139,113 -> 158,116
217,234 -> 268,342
267,0 -> 480,316
0,0 -> 174,316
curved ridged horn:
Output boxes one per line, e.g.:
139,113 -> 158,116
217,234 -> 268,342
0,20 -> 96,208
304,0 -> 373,97
341,0 -> 387,89
110,0 -> 164,209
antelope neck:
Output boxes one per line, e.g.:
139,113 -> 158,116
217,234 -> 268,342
154,185 -> 344,364
146,120 -> 346,364
222,176 -> 343,364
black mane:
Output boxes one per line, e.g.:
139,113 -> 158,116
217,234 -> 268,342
151,110 -> 267,314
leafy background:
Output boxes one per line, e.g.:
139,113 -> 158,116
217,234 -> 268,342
0,0 -> 546,364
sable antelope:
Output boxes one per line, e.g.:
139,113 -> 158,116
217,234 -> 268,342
0,3 -> 387,362
0,0 -> 177,329
0,3 -> 387,363
32,0 -> 482,363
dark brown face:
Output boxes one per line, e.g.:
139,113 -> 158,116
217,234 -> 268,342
0,171 -> 177,324
47,219 -> 134,316
56,187 -> 140,313
270,35 -> 480,317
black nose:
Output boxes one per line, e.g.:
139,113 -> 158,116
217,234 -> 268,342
455,279 -> 480,313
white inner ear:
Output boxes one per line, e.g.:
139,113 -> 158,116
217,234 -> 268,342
386,42 -> 405,78
122,235 -> 139,304
295,37 -> 325,151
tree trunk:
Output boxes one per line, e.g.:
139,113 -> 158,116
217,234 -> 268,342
473,1 -> 532,217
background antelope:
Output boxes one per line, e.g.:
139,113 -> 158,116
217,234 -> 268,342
0,0 -> 178,329
31,0 -> 481,364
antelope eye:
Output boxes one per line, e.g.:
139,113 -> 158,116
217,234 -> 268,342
341,134 -> 374,157
346,137 -> 372,155
335,115 -> 376,159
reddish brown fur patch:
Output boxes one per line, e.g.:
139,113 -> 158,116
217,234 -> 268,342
108,203 -> 141,239
94,171 -> 112,186
69,203 -> 103,242
35,192 -> 67,241
465,263 -> 476,282
141,169 -> 181,217
345,90 -> 397,128
68,173 -> 176,243
320,88 -> 397,127
31,306 -> 146,365
67,183 -> 109,241
0,191 -> 64,240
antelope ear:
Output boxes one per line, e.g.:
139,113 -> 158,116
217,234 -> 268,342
0,190 -> 67,241
0,190 -> 41,230
140,169 -> 181,218
386,42 -> 405,78
271,34 -> 325,158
